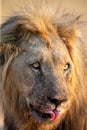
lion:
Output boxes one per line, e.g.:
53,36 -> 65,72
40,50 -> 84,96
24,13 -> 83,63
0,1 -> 87,130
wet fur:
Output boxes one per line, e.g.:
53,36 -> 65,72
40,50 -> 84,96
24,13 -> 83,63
0,1 -> 87,130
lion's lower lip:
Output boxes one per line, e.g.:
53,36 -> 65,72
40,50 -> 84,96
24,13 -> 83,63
30,104 -> 61,121
30,104 -> 51,119
35,109 -> 51,119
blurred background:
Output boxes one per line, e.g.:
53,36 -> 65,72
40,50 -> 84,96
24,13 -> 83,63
0,0 -> 87,129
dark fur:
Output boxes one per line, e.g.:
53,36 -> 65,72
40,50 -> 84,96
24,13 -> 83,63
0,1 -> 87,130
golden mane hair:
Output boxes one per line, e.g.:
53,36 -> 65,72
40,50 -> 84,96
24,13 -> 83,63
0,0 -> 87,130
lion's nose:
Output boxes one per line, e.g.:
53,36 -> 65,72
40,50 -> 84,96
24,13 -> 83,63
48,96 -> 68,108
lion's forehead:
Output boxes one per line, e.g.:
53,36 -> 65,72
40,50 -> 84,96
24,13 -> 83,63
24,35 -> 70,65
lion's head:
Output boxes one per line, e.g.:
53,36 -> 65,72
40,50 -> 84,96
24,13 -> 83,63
0,1 -> 87,130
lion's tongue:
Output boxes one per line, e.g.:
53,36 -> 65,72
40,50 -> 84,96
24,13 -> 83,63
44,110 -> 60,121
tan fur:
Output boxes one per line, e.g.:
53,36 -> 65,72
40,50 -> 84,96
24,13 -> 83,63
0,1 -> 87,130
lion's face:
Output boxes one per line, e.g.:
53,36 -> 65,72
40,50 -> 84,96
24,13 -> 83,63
1,1 -> 87,129
5,34 -> 73,125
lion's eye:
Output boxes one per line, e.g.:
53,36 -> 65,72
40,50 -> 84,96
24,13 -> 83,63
63,63 -> 70,71
32,62 -> 40,70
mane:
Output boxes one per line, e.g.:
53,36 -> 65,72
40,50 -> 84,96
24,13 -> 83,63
0,0 -> 87,130
1,0 -> 81,44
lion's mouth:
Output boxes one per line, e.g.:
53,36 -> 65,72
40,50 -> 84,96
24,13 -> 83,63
30,104 -> 61,121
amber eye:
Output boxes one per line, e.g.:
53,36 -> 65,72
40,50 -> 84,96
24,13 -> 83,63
63,63 -> 70,71
32,62 -> 40,70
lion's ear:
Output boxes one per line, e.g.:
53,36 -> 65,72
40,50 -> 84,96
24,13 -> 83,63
0,15 -> 31,44
56,14 -> 81,42
0,16 -> 31,65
